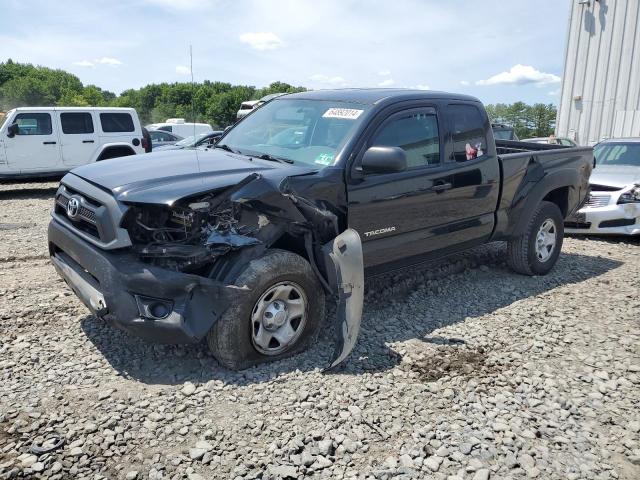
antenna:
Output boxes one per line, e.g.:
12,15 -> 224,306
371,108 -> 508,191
190,45 -> 195,139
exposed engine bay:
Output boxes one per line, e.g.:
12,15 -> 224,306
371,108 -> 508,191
125,198 -> 262,272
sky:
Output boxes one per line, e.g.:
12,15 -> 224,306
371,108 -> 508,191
0,0 -> 570,105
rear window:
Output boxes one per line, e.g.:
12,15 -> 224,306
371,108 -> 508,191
61,112 -> 94,134
100,113 -> 135,132
450,104 -> 488,162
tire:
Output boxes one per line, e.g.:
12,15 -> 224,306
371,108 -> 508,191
207,250 -> 325,370
507,201 -> 564,276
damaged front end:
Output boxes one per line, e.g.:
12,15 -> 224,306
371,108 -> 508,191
119,172 -> 364,368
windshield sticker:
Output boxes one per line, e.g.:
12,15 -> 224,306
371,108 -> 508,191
323,108 -> 364,120
315,153 -> 335,165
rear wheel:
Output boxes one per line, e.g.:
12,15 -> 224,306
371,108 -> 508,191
507,201 -> 564,276
207,250 -> 325,370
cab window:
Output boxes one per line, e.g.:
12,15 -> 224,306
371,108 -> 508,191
14,113 -> 52,135
371,110 -> 440,168
449,104 -> 487,162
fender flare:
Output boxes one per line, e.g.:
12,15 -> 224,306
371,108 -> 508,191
91,143 -> 137,162
509,167 -> 581,237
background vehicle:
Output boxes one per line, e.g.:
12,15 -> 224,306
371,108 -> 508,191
236,100 -> 259,120
48,89 -> 592,371
148,129 -> 183,148
566,138 -> 640,235
154,131 -> 223,151
236,93 -> 287,120
523,136 -> 577,147
1,107 -> 145,179
145,118 -> 212,137
492,123 -> 519,141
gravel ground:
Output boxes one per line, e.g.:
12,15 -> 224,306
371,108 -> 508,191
0,181 -> 639,480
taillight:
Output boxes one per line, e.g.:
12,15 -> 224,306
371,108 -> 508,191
141,137 -> 149,150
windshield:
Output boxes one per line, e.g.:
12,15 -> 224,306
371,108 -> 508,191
594,143 -> 640,167
175,133 -> 207,147
219,99 -> 371,167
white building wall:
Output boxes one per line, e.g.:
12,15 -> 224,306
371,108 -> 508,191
556,0 -> 640,145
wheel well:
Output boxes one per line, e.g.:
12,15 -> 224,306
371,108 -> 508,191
543,187 -> 569,218
97,146 -> 135,161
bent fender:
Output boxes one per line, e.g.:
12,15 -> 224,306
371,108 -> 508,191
323,228 -> 364,369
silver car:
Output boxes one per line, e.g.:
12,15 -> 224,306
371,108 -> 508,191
565,138 -> 640,235
148,129 -> 183,148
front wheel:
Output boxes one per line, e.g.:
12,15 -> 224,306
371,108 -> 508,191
207,250 -> 325,370
507,201 -> 564,276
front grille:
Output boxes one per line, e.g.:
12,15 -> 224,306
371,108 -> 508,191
585,194 -> 611,208
55,190 -> 104,240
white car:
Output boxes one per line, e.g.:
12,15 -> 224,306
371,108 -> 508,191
236,100 -> 259,120
565,138 -> 640,235
0,107 -> 145,179
146,118 -> 213,138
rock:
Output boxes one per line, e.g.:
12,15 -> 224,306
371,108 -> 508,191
17,454 -> 37,468
182,382 -> 197,396
459,443 -> 473,455
269,464 -> 298,478
125,472 -> 139,480
424,456 -> 444,472
312,455 -> 333,469
473,469 -> 490,480
97,389 -> 114,400
518,454 -> 536,469
189,448 -> 207,461
69,447 -> 84,456
300,450 -> 315,467
318,439 -> 333,456
31,462 -> 45,472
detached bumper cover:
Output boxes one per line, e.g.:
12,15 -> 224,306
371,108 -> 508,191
565,203 -> 640,235
48,219 -> 246,343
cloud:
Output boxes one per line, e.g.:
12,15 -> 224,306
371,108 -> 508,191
378,78 -> 395,87
460,80 -> 470,86
548,88 -> 561,96
73,57 -> 122,68
96,57 -> 122,66
476,64 -> 561,86
176,65 -> 191,75
414,84 -> 430,90
309,74 -> 347,87
73,60 -> 94,67
239,32 -> 284,51
378,70 -> 391,76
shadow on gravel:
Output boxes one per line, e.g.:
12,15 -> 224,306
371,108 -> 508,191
0,187 -> 58,200
80,243 -> 623,386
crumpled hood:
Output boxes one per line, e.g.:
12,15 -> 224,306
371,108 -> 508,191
590,165 -> 640,189
70,149 -> 312,205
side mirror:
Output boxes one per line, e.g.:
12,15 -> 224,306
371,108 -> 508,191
361,146 -> 407,174
7,123 -> 19,138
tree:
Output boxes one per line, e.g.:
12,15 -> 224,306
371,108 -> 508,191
485,102 -> 557,139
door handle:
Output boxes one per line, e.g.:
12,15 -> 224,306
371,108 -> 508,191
432,182 -> 452,193
43,141 -> 57,145
82,140 -> 95,143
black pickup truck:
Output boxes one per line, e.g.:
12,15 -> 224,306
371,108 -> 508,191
48,89 -> 593,370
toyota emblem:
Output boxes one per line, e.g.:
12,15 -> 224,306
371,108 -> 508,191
66,197 -> 81,219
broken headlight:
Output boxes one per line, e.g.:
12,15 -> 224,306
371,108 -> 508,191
124,198 -> 260,271
617,184 -> 640,204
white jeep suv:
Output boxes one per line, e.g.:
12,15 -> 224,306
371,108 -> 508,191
0,107 -> 146,179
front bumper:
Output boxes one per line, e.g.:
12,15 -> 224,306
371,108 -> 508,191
565,202 -> 640,236
48,219 -> 246,343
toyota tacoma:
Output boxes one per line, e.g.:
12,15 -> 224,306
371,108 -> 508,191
48,89 -> 593,370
